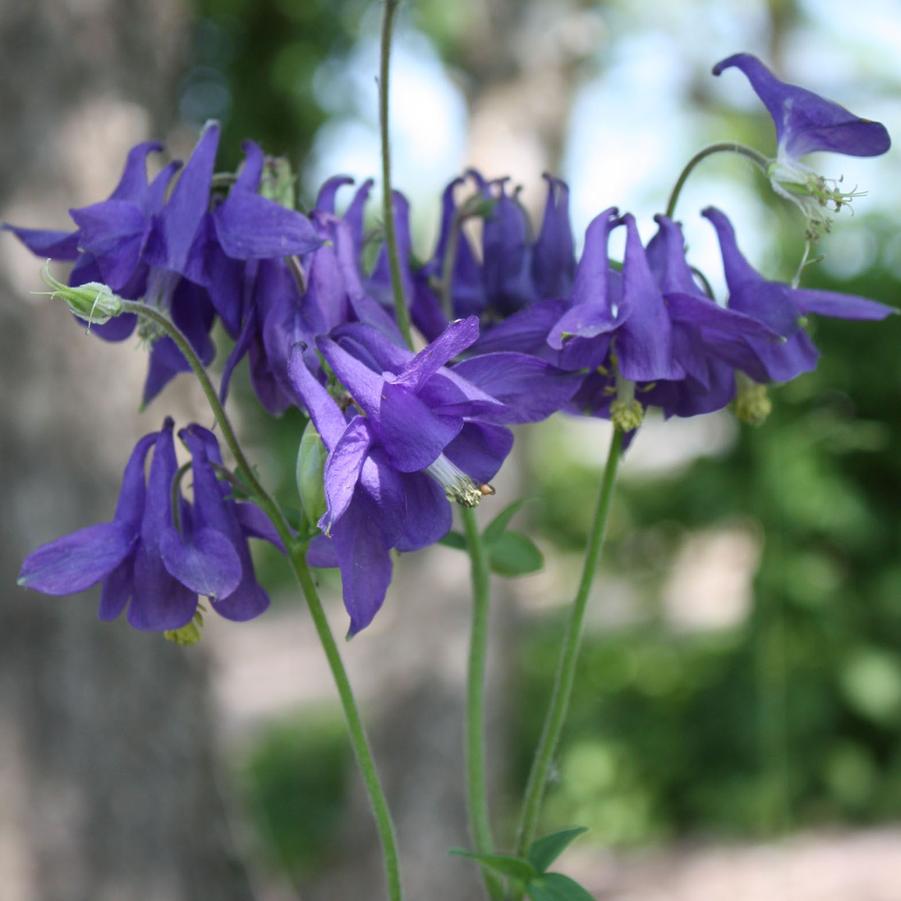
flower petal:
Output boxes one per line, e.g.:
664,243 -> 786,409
321,416 -> 372,533
2,224 -> 80,260
332,492 -> 393,637
394,315 -> 480,393
160,525 -> 242,599
532,174 -> 575,300
286,346 -> 347,451
377,381 -> 462,472
18,521 -> 137,595
213,190 -> 322,259
444,421 -> 513,484
713,53 -> 891,159
452,352 -> 580,423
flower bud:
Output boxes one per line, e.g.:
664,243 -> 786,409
610,398 -> 644,432
296,421 -> 328,526
261,156 -> 296,210
163,608 -> 204,646
734,378 -> 772,426
38,261 -> 123,326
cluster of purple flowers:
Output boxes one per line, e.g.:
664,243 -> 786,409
9,54 -> 895,638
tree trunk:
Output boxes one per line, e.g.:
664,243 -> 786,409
0,2 -> 254,899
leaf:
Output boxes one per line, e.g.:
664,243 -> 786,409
439,530 -> 467,551
489,531 -> 544,577
527,827 -> 588,873
526,872 -> 596,901
449,848 -> 538,883
483,498 -> 530,544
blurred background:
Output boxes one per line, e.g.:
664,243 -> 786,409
1,0 -> 900,899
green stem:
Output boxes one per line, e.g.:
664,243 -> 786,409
665,142 -> 770,219
461,507 -> 504,901
120,300 -> 404,901
514,428 -> 624,857
288,546 -> 405,901
379,0 -> 414,350
437,206 -> 464,321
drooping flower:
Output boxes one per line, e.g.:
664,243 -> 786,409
411,171 -> 578,343
287,315 -> 576,634
713,53 -> 891,235
18,419 -> 278,636
703,205 -> 896,390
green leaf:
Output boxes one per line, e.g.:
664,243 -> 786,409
527,827 -> 588,873
449,848 -> 538,883
439,530 -> 467,551
526,872 -> 596,901
489,531 -> 544,577
483,498 -> 529,544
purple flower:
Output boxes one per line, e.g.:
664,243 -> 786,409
219,172 -> 398,415
288,316 -> 548,634
411,172 -> 578,343
547,211 -> 781,426
703,205 -> 896,384
18,419 -> 278,635
713,53 -> 891,233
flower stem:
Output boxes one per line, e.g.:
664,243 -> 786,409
513,427 -> 624,858
119,300 -> 404,900
665,142 -> 769,219
379,0 -> 414,351
461,506 -> 504,901
287,545 -> 405,901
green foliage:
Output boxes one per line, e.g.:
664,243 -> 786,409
240,709 -> 351,880
441,501 -> 545,577
527,827 -> 588,873
452,839 -> 596,899
519,247 -> 901,843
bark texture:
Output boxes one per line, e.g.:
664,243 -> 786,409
0,2 -> 254,899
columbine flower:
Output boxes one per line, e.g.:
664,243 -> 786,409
703,205 -> 896,390
713,53 -> 891,236
411,171 -> 577,342
18,419 -> 278,635
288,316 -> 571,634
558,211 -> 778,426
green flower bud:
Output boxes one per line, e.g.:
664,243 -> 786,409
164,608 -> 204,647
734,377 -> 772,426
261,157 -> 296,211
296,421 -> 328,526
610,398 -> 644,432
37,261 -> 123,326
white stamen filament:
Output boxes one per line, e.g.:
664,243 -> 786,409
425,453 -> 484,508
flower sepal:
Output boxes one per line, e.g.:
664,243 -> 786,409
37,261 -> 123,326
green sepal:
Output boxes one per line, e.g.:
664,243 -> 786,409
483,498 -> 529,544
296,421 -> 327,526
439,530 -> 467,551
489,531 -> 544,577
526,872 -> 596,901
527,827 -> 588,873
449,848 -> 538,884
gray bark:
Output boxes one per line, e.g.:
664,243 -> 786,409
0,2 -> 254,899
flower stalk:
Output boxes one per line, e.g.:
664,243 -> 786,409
665,141 -> 769,218
514,427 -> 624,857
379,0 -> 414,351
461,506 -> 504,901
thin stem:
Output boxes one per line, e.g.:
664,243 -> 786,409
119,300 -> 404,900
665,142 -> 770,219
288,546 -> 404,901
379,0 -> 414,350
461,507 -> 504,901
513,428 -> 624,857
437,206 -> 464,321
